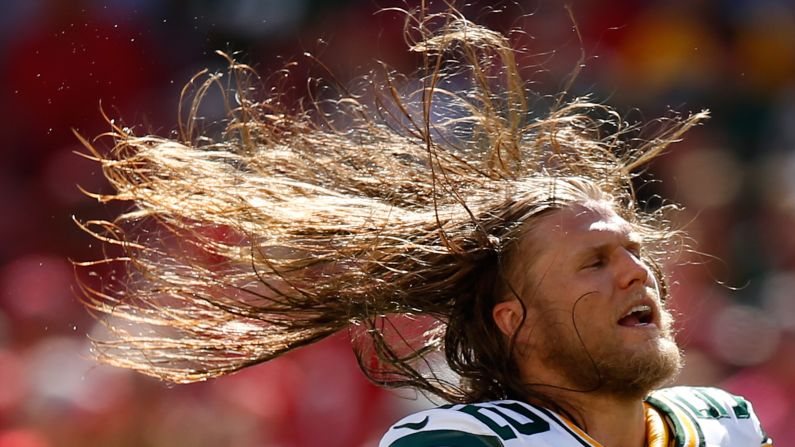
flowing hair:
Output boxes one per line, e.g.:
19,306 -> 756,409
75,7 -> 707,404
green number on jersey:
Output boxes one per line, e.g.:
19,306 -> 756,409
672,388 -> 752,420
458,403 -> 551,441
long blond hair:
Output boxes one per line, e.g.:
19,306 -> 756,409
76,7 -> 707,403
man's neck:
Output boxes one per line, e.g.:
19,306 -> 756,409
530,390 -> 648,447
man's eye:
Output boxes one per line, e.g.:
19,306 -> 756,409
585,258 -> 605,269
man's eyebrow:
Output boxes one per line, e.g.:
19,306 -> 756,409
626,231 -> 644,245
578,228 -> 644,251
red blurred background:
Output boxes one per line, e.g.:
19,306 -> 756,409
2,0 -> 795,445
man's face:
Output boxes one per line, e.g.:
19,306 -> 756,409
511,201 -> 681,398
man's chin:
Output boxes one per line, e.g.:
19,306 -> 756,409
598,337 -> 683,398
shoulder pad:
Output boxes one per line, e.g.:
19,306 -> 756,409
648,386 -> 772,446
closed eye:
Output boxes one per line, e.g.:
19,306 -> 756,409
583,256 -> 606,269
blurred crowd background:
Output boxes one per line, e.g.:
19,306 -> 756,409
1,0 -> 795,445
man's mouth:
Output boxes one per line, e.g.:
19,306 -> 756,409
618,304 -> 655,327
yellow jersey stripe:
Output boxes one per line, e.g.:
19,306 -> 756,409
556,415 -> 602,446
644,402 -> 671,447
656,394 -> 700,447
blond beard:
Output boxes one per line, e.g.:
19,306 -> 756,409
538,306 -> 682,398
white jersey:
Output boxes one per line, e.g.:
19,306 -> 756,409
380,387 -> 772,447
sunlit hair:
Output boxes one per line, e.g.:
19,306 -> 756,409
76,8 -> 707,404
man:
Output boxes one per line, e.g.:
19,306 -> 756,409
379,189 -> 772,446
78,9 -> 770,447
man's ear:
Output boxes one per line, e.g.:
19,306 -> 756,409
492,299 -> 524,338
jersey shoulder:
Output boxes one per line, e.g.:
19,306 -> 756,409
378,400 -> 594,447
378,404 -> 505,447
648,386 -> 773,446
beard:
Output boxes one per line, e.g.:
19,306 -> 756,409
537,305 -> 682,399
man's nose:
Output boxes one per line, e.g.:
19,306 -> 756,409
616,248 -> 649,289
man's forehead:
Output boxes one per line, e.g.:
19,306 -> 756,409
512,202 -> 637,277
539,202 -> 630,235
524,203 -> 644,257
